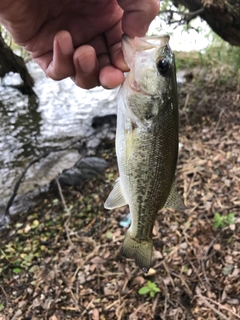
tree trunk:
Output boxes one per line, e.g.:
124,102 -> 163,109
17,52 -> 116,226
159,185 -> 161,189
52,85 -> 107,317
0,32 -> 36,95
173,0 -> 240,46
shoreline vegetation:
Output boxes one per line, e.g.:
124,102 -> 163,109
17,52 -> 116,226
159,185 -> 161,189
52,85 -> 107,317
0,48 -> 240,319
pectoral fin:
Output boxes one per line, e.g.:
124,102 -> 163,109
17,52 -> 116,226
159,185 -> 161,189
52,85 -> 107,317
104,178 -> 128,209
164,182 -> 186,211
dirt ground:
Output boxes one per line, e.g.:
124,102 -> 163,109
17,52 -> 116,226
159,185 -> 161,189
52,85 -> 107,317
0,63 -> 240,320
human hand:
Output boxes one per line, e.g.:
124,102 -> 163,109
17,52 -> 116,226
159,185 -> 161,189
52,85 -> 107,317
0,0 -> 159,89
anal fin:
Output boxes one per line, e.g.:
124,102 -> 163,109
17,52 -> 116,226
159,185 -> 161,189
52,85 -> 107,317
164,181 -> 186,211
104,178 -> 128,209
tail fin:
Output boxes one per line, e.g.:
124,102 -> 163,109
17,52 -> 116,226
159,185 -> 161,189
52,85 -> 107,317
121,231 -> 153,273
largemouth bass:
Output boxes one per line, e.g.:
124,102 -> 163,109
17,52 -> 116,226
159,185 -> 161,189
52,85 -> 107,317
105,35 -> 185,272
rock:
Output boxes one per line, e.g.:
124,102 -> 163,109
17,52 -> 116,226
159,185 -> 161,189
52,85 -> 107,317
91,114 -> 117,128
19,150 -> 80,195
0,185 -> 48,229
58,157 -> 109,187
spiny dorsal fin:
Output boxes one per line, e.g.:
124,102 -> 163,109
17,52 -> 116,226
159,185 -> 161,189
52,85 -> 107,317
164,181 -> 186,211
104,178 -> 128,209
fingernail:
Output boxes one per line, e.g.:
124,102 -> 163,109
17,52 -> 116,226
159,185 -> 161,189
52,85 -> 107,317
77,56 -> 96,74
58,34 -> 73,56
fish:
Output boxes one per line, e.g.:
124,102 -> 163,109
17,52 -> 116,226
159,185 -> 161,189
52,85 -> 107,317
104,34 -> 186,272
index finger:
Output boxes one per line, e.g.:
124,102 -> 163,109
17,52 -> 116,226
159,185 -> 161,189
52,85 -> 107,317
117,0 -> 160,37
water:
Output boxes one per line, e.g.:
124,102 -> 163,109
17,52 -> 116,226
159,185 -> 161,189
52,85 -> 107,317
0,62 -> 118,202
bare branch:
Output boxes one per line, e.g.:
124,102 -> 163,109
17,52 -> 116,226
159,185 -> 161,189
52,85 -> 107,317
159,7 -> 205,25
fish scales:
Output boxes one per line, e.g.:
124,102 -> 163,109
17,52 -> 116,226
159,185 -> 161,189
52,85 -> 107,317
105,35 -> 185,272
119,100 -> 178,236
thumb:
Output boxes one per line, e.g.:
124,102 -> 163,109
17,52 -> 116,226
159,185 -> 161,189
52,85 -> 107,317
117,0 -> 160,37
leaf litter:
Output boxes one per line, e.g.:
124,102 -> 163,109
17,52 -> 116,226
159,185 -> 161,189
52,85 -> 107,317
0,64 -> 240,320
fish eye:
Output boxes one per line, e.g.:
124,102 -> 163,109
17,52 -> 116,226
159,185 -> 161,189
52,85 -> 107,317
157,59 -> 170,75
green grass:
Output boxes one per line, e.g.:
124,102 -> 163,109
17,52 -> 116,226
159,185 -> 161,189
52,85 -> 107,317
175,31 -> 240,88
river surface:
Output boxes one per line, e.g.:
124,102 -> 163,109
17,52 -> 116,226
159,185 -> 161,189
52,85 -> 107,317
0,62 -> 118,202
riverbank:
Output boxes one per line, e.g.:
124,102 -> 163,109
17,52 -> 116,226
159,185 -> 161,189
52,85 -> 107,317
0,59 -> 240,319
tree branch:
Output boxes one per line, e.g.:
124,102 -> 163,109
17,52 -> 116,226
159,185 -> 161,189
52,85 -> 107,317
159,7 -> 204,25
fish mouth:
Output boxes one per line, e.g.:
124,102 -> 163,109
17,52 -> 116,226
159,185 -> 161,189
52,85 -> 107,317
130,80 -> 141,92
122,34 -> 170,50
130,79 -> 151,95
130,80 -> 159,98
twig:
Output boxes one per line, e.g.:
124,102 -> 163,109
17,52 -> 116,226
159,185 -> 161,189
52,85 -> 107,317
195,287 -> 240,319
200,231 -> 222,288
80,299 -> 95,317
56,178 -> 69,214
64,220 -> 74,248
105,299 -> 121,310
152,292 -> 160,315
170,271 -> 193,298
185,171 -> 196,199
200,259 -> 211,288
128,302 -> 149,317
215,108 -> 225,131
56,177 -> 74,248
116,301 -> 126,320
183,93 -> 190,111
162,280 -> 169,320
162,261 -> 175,288
121,276 -> 130,293
0,284 -> 9,311
202,296 -> 240,319
196,295 -> 228,320
159,8 -> 204,24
